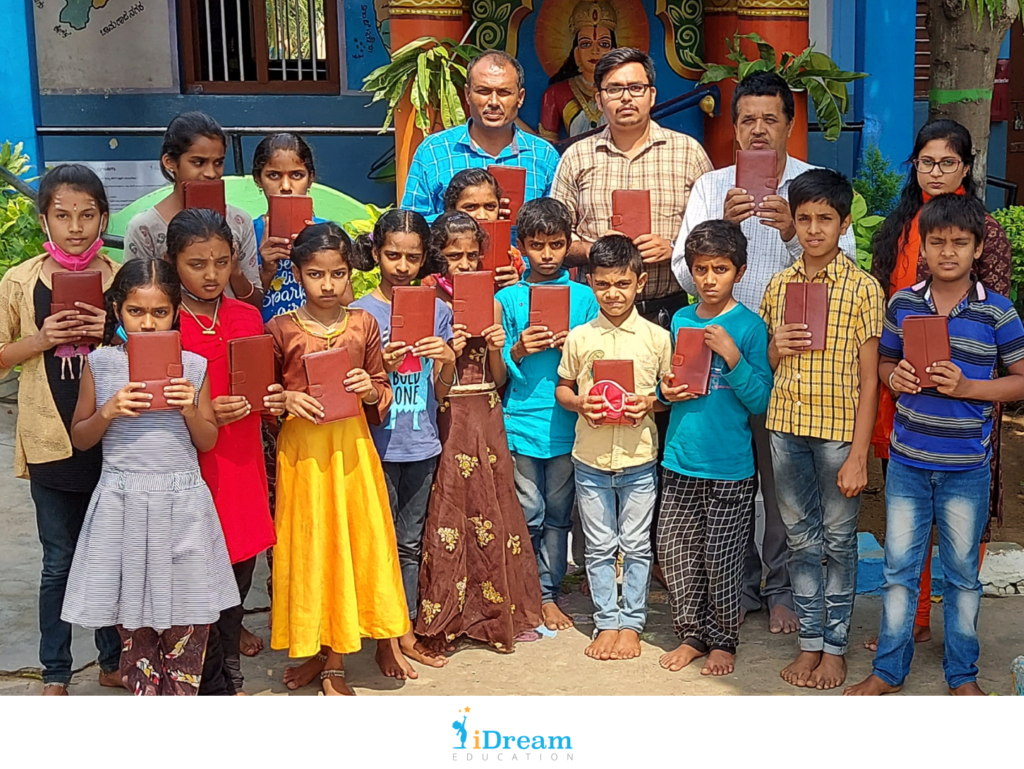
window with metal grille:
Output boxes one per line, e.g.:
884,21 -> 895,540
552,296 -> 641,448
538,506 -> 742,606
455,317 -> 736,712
179,0 -> 340,94
915,1 -> 930,101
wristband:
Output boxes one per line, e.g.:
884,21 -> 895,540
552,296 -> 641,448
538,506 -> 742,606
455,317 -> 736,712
888,369 -> 897,392
236,279 -> 257,300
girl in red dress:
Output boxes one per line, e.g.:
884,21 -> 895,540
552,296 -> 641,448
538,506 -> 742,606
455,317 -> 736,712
167,208 -> 285,694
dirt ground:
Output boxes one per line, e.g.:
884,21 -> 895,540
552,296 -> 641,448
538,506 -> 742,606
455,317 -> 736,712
860,412 -> 1024,546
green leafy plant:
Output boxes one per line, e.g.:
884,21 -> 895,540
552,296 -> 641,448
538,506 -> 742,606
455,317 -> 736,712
0,141 -> 44,281
694,32 -> 867,141
363,37 -> 481,134
991,206 -> 1024,308
964,0 -> 1005,27
851,193 -> 886,272
342,203 -> 389,299
853,145 -> 903,217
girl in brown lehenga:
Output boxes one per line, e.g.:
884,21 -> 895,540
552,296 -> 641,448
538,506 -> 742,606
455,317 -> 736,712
416,212 -> 543,652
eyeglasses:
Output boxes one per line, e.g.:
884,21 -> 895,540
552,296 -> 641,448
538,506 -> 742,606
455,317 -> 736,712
599,83 -> 652,100
914,158 -> 963,174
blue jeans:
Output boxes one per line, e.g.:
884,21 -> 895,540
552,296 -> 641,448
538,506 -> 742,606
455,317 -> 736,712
770,433 -> 860,656
31,482 -> 121,685
873,460 -> 991,689
511,453 -> 575,604
574,460 -> 657,633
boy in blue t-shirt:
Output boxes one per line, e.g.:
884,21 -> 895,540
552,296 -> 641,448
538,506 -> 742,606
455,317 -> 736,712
846,194 -> 1024,696
656,220 -> 773,677
497,198 -> 600,631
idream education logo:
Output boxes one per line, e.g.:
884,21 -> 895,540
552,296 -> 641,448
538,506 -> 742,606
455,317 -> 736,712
450,706 -> 575,762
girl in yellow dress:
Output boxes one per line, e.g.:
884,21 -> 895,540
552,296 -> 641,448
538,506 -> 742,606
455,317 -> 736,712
265,222 -> 408,695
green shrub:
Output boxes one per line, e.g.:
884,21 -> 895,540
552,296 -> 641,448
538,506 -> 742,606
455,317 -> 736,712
991,206 -> 1024,309
342,203 -> 387,299
851,193 -> 885,272
853,145 -> 903,217
0,141 -> 44,281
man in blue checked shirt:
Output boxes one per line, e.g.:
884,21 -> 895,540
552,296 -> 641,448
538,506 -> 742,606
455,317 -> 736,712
400,50 -> 561,222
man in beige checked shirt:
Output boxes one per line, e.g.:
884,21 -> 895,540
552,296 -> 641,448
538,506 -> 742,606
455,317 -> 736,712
552,47 -> 712,330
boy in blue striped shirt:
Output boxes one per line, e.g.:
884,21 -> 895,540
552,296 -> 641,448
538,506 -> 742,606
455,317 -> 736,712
847,194 -> 1024,696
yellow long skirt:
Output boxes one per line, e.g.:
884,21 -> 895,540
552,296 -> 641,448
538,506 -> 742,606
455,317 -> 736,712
271,415 -> 410,657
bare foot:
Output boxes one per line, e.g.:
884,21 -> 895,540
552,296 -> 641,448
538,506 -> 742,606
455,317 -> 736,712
42,684 -> 68,696
781,651 -> 821,687
808,653 -> 847,690
949,681 -> 986,696
659,643 -> 706,672
240,626 -> 264,657
769,604 -> 799,634
321,672 -> 354,696
584,629 -> 619,660
701,649 -> 736,677
542,601 -> 575,631
738,606 -> 749,626
398,631 -> 448,669
375,638 -> 419,680
844,674 -> 902,696
234,691 -> 249,696
612,629 -> 642,660
580,576 -> 590,597
863,624 -> 932,652
98,669 -> 123,688
283,655 -> 325,690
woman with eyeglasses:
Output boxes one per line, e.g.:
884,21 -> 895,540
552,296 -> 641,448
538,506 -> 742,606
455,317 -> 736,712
865,118 -> 1011,652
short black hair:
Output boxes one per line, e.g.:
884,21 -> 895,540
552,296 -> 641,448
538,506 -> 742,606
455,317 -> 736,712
467,50 -> 526,91
684,220 -> 748,270
589,234 -> 643,278
788,168 -> 854,221
515,197 -> 573,243
291,222 -> 354,269
731,71 -> 795,124
37,163 -> 110,218
160,112 -> 226,182
594,47 -> 656,92
918,193 -> 987,247
166,208 -> 234,262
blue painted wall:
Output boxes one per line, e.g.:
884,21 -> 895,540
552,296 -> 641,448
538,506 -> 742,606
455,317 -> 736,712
38,94 -> 397,207
1,0 -> 43,173
855,0 -> 916,169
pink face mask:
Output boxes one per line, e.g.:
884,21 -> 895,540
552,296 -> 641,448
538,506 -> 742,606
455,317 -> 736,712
43,221 -> 104,271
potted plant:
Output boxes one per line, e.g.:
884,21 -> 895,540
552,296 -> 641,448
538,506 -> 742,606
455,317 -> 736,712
694,33 -> 867,158
362,35 -> 480,198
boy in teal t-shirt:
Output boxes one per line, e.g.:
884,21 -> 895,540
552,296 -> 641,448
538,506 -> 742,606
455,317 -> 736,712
656,220 -> 773,677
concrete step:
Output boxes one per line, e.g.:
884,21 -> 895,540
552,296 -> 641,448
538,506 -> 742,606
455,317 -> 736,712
857,533 -> 1024,596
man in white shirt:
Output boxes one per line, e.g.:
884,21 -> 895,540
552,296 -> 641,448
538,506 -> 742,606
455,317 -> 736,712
671,72 -> 855,635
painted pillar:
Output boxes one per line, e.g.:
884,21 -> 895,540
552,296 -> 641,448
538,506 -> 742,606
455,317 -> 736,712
389,0 -> 470,201
737,0 -> 810,160
703,1 -> 740,167
0,0 -> 42,177
855,0 -> 915,169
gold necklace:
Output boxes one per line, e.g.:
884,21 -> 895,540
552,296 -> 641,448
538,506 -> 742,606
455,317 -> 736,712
300,305 -> 345,333
373,286 -> 391,304
182,297 -> 220,335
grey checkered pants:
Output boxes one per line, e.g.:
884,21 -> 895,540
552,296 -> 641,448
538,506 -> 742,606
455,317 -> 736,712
656,470 -> 755,654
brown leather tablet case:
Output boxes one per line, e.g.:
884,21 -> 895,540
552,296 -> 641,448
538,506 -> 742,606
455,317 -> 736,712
452,271 -> 495,337
390,286 -> 437,347
672,327 -> 713,396
610,190 -> 652,241
529,284 -> 570,335
902,315 -> 951,389
182,179 -> 227,217
784,282 -> 829,352
480,219 -> 513,272
487,165 -> 526,223
303,346 -> 361,423
127,330 -> 183,411
591,359 -> 635,425
50,270 -> 104,346
228,334 -> 276,412
736,149 -> 779,210
268,194 -> 314,241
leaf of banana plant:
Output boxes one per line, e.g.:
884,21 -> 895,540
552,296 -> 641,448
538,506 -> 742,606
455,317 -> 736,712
804,77 -> 843,141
